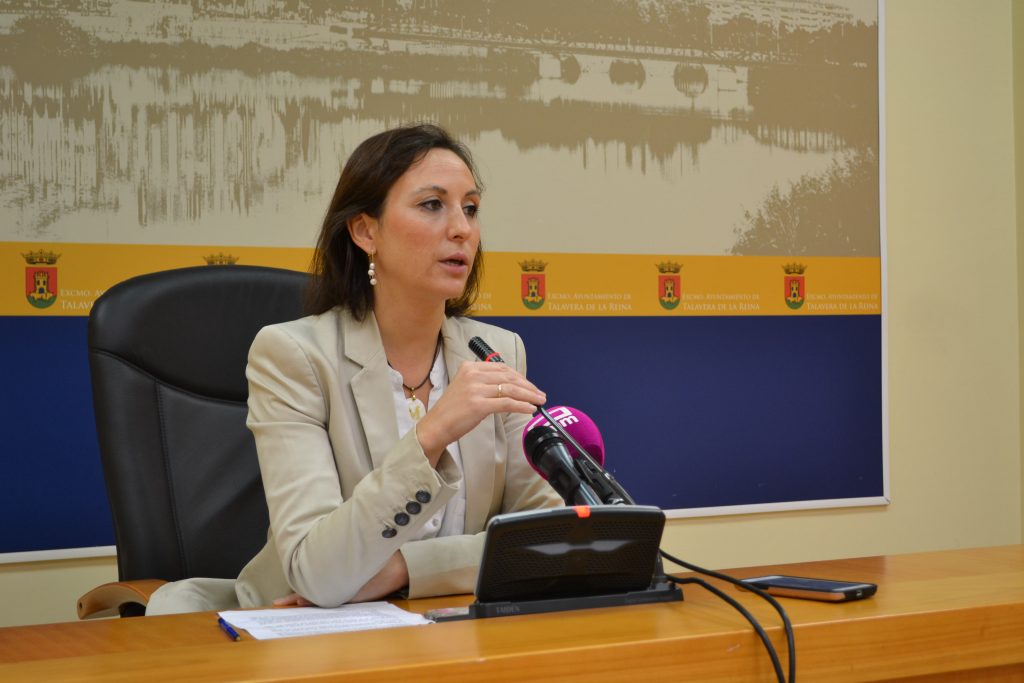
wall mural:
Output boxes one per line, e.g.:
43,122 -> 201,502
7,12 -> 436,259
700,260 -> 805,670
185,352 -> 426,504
0,0 -> 881,557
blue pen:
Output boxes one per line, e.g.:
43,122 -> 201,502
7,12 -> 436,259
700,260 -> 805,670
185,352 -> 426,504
218,617 -> 241,641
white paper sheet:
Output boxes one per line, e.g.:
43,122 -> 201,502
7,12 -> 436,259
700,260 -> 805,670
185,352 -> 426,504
218,601 -> 432,640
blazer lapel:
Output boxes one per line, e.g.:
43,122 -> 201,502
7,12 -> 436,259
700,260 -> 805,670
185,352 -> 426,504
344,310 -> 399,470
443,318 -> 496,534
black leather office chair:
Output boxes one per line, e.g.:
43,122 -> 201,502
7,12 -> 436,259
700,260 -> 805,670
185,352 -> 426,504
78,265 -> 309,618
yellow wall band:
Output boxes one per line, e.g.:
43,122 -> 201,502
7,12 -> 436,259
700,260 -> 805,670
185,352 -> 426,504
4,242 -> 880,317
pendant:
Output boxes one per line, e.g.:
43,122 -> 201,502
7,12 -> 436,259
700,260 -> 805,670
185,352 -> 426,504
408,396 -> 426,422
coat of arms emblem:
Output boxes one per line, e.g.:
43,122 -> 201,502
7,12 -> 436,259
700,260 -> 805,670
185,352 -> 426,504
783,263 -> 807,310
203,252 -> 239,265
22,249 -> 61,309
519,259 -> 547,310
657,261 -> 681,310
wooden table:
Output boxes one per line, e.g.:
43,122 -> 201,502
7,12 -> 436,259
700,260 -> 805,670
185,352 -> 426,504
1,545 -> 1022,682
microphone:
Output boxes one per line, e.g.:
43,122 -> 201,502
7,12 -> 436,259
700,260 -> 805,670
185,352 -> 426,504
522,424 -> 603,506
523,406 -> 604,465
524,407 -> 633,506
469,337 -> 633,505
469,337 -> 601,505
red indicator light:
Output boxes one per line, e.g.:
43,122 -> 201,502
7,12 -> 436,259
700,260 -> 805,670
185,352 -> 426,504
574,505 -> 591,518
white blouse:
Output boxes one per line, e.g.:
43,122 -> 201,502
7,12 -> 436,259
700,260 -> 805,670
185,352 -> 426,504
385,346 -> 466,541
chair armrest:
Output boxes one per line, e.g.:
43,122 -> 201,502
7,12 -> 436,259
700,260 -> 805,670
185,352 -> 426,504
77,579 -> 167,619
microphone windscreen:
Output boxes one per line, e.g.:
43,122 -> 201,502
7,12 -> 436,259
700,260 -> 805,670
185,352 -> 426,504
523,406 -> 605,467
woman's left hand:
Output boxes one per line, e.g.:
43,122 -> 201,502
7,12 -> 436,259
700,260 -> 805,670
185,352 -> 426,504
415,360 -> 545,463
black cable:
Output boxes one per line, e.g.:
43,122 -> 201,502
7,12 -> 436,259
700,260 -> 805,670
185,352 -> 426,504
669,576 -> 785,683
661,549 -> 796,683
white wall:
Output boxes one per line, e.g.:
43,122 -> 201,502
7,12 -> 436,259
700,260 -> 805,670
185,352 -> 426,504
0,557 -> 117,626
1013,0 -> 1024,549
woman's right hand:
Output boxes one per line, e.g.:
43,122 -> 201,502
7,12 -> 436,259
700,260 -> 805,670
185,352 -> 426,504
272,551 -> 409,607
415,360 -> 545,464
273,592 -> 315,607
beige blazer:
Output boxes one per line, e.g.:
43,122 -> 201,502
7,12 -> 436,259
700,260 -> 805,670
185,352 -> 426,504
147,307 -> 560,615
228,307 -> 562,609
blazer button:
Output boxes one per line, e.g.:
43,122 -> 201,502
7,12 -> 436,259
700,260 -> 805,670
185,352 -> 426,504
394,512 -> 410,526
406,501 -> 422,515
381,527 -> 397,539
415,490 -> 431,504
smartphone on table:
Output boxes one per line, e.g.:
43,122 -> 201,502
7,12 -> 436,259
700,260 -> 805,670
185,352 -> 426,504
738,575 -> 877,602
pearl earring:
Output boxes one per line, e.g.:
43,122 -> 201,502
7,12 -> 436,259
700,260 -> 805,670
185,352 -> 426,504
368,251 -> 377,286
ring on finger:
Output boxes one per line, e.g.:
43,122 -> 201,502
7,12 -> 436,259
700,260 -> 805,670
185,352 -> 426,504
497,384 -> 503,399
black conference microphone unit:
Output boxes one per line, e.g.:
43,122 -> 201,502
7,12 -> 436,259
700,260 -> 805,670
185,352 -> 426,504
469,336 -> 603,505
468,335 -> 624,505
465,336 -> 793,682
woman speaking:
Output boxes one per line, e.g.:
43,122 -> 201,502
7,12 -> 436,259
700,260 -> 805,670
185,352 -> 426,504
147,124 -> 561,614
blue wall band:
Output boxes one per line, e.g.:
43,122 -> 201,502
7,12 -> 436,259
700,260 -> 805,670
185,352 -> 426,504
0,314 -> 882,554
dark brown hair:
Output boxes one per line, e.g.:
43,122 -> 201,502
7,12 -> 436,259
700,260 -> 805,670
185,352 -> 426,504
306,123 -> 484,320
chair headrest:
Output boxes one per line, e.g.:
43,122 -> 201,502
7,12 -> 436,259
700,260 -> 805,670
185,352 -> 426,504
89,265 -> 309,402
